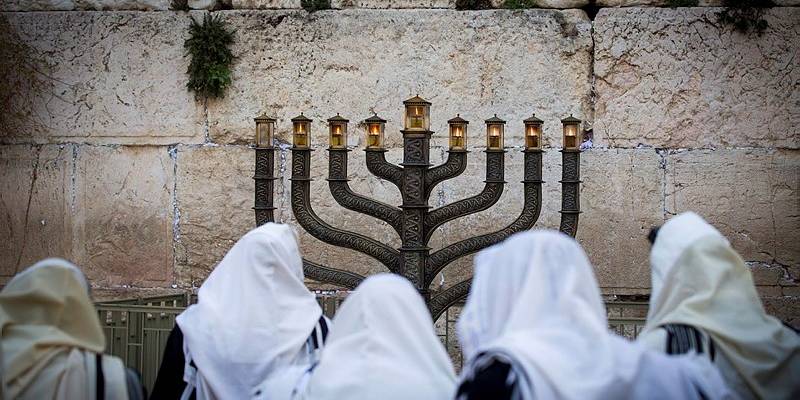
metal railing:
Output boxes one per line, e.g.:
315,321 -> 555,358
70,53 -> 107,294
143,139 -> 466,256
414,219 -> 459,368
97,294 -> 647,391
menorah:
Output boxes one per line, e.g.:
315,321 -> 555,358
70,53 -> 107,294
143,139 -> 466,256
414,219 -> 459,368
253,96 -> 582,320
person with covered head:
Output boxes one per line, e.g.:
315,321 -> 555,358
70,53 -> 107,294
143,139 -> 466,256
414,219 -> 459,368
0,258 -> 145,399
640,212 -> 800,399
151,223 -> 329,400
290,274 -> 456,400
456,230 -> 733,400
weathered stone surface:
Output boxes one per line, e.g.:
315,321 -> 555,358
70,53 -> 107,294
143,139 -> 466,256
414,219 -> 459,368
207,9 -> 593,148
434,148 -> 663,292
232,0 -> 301,8
189,0 -> 218,9
596,0 -> 726,5
73,145 -> 175,286
0,1 -> 76,11
174,145 -> 255,286
594,8 -> 800,149
665,149 -> 800,269
0,145 -> 74,278
762,297 -> 800,327
0,12 -> 205,145
332,0 -> 455,8
0,1 -> 171,11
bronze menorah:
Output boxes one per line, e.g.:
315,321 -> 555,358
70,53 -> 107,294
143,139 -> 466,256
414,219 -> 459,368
253,96 -> 582,320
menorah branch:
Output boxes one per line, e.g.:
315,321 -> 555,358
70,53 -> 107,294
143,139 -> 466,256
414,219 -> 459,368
291,149 -> 402,273
303,259 -> 365,289
425,150 -> 467,198
253,147 -> 277,226
559,150 -> 581,237
424,150 -> 505,242
328,149 -> 403,236
429,279 -> 472,321
425,150 -> 543,286
365,149 -> 403,188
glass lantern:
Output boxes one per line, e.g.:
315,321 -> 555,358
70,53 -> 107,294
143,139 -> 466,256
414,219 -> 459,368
328,114 -> 348,149
291,113 -> 312,148
485,115 -> 505,150
561,114 -> 581,150
364,114 -> 386,149
448,115 -> 468,150
403,95 -> 431,131
523,113 -> 543,150
254,113 -> 276,148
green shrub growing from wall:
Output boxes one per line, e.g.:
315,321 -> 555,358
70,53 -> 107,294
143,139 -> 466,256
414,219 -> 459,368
455,0 -> 494,9
503,0 -> 538,8
718,0 -> 774,35
185,14 -> 235,99
664,0 -> 699,7
302,0 -> 331,11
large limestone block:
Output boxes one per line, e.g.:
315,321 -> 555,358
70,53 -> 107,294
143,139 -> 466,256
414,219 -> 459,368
0,1 -> 76,11
232,0 -> 302,8
0,12 -> 205,145
0,145 -> 74,279
73,145 -> 175,286
331,0 -> 455,8
175,145 -> 256,286
664,149 -> 800,270
0,1 -> 171,10
434,148 -> 663,292
207,9 -> 593,149
594,8 -> 800,149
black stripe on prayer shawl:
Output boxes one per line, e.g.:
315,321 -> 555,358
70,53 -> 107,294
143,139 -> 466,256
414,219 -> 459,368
663,324 -> 715,361
96,353 -> 105,400
319,316 -> 329,344
310,316 -> 329,350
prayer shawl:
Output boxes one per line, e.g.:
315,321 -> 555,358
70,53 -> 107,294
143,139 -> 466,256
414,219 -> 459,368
176,223 -> 324,399
640,212 -> 800,399
457,230 -> 733,400
301,274 -> 457,400
0,258 -> 128,399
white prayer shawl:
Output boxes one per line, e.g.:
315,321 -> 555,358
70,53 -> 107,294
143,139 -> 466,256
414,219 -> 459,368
301,274 -> 457,400
176,223 -> 323,400
639,212 -> 800,399
457,230 -> 733,400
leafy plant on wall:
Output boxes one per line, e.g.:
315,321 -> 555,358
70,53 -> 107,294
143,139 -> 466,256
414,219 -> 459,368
503,0 -> 538,8
718,0 -> 774,35
455,0 -> 494,9
302,0 -> 331,12
185,14 -> 236,99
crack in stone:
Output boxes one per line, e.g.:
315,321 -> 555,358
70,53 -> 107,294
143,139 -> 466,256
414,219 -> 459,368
15,145 -> 43,274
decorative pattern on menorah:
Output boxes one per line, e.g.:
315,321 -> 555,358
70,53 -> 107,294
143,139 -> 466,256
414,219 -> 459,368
252,97 -> 582,320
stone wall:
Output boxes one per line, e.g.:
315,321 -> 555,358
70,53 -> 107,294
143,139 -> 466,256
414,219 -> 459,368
1,6 -> 798,323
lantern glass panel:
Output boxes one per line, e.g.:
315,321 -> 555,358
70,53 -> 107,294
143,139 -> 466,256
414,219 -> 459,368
449,123 -> 466,150
366,123 -> 384,149
487,124 -> 504,149
405,104 -> 430,131
293,121 -> 310,148
256,120 -> 274,147
563,123 -> 579,150
525,124 -> 541,150
329,122 -> 347,148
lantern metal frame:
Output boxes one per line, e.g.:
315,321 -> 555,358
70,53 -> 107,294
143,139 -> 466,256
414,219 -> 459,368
327,114 -> 348,149
253,98 -> 582,320
292,113 -> 312,148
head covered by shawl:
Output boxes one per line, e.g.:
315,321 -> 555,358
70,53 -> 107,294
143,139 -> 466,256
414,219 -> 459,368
0,258 -> 105,398
457,230 -> 732,400
641,212 -> 800,399
176,223 -> 322,399
304,274 -> 456,400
